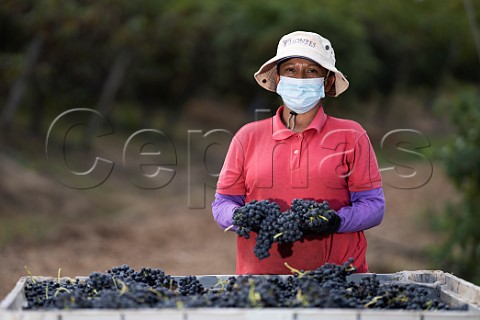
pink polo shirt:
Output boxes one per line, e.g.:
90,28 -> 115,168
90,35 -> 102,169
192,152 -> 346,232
216,106 -> 382,274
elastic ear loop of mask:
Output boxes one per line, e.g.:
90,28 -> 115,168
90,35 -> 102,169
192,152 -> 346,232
287,110 -> 298,131
325,71 -> 331,93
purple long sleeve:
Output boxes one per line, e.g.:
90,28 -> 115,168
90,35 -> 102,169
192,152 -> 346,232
337,187 -> 385,233
212,188 -> 385,233
212,193 -> 246,230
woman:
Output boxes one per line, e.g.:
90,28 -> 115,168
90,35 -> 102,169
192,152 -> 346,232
212,31 -> 385,274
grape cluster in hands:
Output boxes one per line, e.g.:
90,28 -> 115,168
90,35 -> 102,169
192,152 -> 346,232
230,199 -> 337,260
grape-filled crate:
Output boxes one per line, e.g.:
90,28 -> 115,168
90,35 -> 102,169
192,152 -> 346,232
1,263 -> 480,320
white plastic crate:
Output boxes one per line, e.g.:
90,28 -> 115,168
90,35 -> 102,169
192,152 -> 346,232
1,270 -> 479,320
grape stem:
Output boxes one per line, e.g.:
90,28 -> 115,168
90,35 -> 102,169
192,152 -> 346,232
116,279 -> 128,295
148,287 -> 166,298
248,279 -> 261,307
425,299 -> 433,310
284,262 -> 306,277
296,289 -> 309,307
311,215 -> 328,222
213,279 -> 230,292
54,287 -> 71,297
24,266 -> 36,284
224,225 -> 234,232
112,275 -> 120,290
364,295 -> 384,308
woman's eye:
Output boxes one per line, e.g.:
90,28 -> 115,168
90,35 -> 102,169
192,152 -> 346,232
307,69 -> 318,74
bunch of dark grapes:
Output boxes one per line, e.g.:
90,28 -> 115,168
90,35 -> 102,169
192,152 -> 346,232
290,199 -> 335,232
302,258 -> 357,282
86,272 -> 116,292
288,259 -> 360,308
253,211 -> 278,259
178,275 -> 205,296
273,209 -> 303,244
231,200 -> 281,238
108,264 -> 135,279
252,206 -> 303,260
129,267 -> 177,290
362,283 -> 452,310
23,278 -> 79,309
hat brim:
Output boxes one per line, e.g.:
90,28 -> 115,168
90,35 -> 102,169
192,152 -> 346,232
254,51 -> 349,97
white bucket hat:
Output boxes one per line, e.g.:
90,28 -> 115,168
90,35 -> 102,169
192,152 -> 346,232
254,31 -> 349,97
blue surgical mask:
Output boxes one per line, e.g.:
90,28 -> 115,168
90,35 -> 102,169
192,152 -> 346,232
276,76 -> 325,114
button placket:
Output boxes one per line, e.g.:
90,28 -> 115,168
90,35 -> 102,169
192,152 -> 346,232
291,134 -> 307,188
291,135 -> 303,169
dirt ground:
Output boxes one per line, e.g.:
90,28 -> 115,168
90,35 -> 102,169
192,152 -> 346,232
0,100 -> 458,300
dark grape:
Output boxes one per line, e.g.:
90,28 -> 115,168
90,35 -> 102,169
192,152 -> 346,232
178,275 -> 204,296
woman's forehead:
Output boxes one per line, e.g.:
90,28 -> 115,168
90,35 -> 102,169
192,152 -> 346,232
279,57 -> 322,67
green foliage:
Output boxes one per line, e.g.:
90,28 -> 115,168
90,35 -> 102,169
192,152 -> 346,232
433,88 -> 480,284
0,0 -> 479,130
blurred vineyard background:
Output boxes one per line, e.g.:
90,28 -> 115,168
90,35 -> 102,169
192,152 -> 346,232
1,0 -> 480,298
